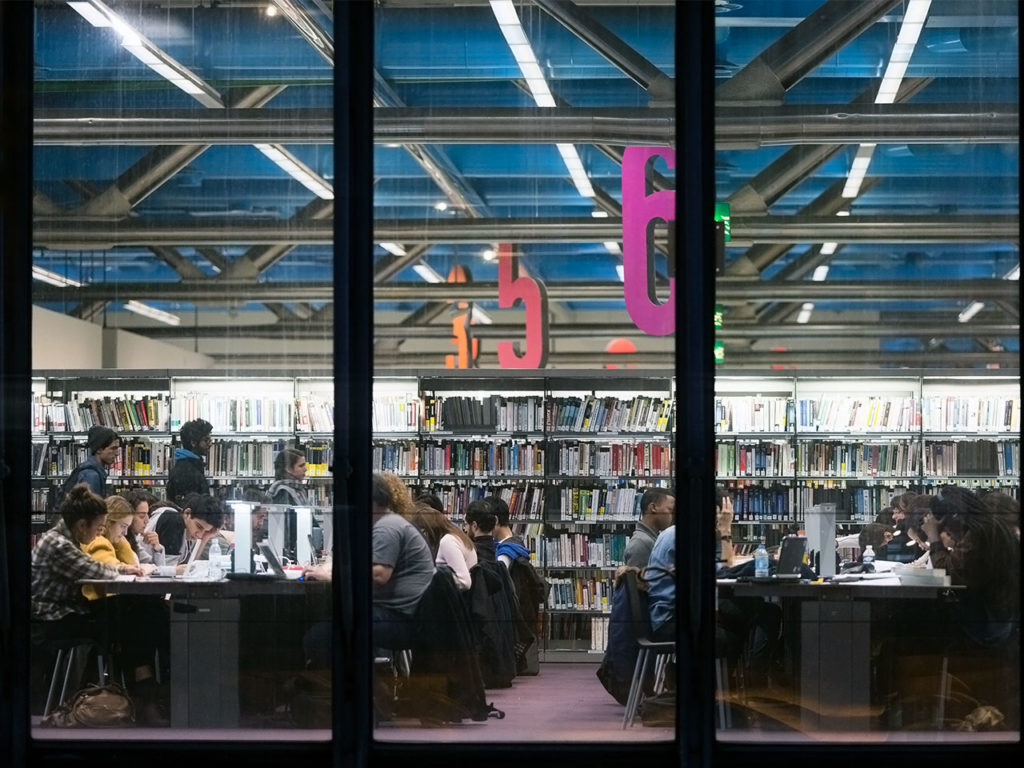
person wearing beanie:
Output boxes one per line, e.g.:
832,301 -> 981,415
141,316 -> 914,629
167,418 -> 213,505
68,425 -> 121,498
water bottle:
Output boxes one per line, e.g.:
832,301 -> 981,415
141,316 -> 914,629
862,544 -> 875,571
208,538 -> 222,579
754,542 -> 770,579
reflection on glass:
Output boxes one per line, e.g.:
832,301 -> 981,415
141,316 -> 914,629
373,1 -> 676,744
714,2 -> 1019,742
31,0 -> 334,739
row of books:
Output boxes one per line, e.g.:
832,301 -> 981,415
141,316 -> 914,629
797,396 -> 919,433
794,440 -> 922,478
923,441 -> 1020,477
32,439 -> 172,478
715,396 -> 793,433
420,439 -> 545,477
33,395 -> 170,433
544,614 -> 610,653
552,483 -> 662,521
794,484 -> 909,523
372,395 -> 422,432
920,395 -> 1021,432
296,396 -> 334,432
170,395 -> 295,433
547,395 -> 675,433
549,440 -> 672,478
206,439 -> 290,478
546,575 -> 613,612
414,482 -> 547,520
538,532 -> 628,568
730,483 -> 792,522
715,440 -> 793,477
372,440 -> 419,475
422,395 -> 544,433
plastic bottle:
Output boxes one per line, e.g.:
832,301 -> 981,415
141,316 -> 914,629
754,542 -> 770,579
861,544 -> 875,571
208,538 -> 222,579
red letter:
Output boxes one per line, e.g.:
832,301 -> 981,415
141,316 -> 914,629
496,244 -> 549,369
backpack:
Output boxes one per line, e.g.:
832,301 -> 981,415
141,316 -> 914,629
507,555 -> 549,676
50,464 -> 95,515
509,555 -> 550,609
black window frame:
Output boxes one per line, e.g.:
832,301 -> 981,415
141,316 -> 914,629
2,1 -> 1021,766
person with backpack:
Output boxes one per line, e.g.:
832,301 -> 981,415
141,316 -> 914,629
57,425 -> 120,503
166,418 -> 212,505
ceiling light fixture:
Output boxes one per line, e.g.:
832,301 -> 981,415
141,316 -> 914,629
604,241 -> 622,255
1003,264 -> 1020,280
591,210 -> 610,219
378,242 -> 407,257
124,300 -> 181,326
819,243 -> 838,256
615,264 -> 625,282
434,201 -> 449,212
957,301 -> 984,323
796,303 -> 814,324
471,306 -> 494,325
811,265 -> 830,281
265,4 -> 279,17
481,248 -> 497,262
68,0 -> 223,108
412,264 -> 445,284
32,266 -> 83,288
490,0 -> 594,197
253,144 -> 334,200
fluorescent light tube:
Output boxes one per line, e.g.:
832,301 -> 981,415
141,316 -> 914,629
412,264 -> 445,284
471,306 -> 494,325
32,266 -> 83,288
796,303 -> 814,324
615,264 -> 625,282
379,242 -> 407,257
819,243 -> 838,256
604,242 -> 621,254
254,143 -> 334,200
490,0 -> 520,26
124,300 -> 181,326
1003,264 -> 1020,280
811,265 -> 830,281
957,301 -> 984,323
68,1 -> 111,27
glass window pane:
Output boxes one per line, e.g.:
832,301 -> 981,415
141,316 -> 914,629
373,1 -> 677,743
714,0 -> 1019,742
32,1 -> 334,739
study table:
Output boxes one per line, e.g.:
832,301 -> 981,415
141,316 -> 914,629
716,576 -> 962,731
80,576 -> 330,728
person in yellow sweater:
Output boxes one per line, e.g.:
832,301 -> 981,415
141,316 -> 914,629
82,495 -> 168,725
81,496 -> 150,600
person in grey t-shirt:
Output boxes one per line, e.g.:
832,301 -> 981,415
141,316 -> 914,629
624,487 -> 675,568
371,473 -> 435,649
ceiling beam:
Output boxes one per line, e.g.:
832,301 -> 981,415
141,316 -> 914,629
33,279 -> 1019,303
32,215 -> 1019,248
716,0 -> 902,105
534,0 -> 673,104
33,104 -> 1016,147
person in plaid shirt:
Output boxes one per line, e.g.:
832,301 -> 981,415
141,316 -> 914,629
32,484 -> 144,632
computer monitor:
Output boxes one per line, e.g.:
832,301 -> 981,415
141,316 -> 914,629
257,540 -> 287,578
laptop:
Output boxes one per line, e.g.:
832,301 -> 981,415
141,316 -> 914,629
228,540 -> 288,580
773,535 -> 808,580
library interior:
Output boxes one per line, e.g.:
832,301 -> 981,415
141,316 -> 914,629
2,0 -> 1021,760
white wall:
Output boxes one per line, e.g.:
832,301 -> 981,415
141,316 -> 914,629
32,306 -> 103,368
32,306 -> 213,369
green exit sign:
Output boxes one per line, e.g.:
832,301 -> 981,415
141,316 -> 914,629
714,202 -> 731,241
714,303 -> 724,329
714,341 -> 725,363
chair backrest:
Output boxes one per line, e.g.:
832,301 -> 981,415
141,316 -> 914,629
621,569 -> 653,643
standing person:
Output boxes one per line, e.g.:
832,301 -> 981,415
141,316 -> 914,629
267,447 -> 309,506
58,425 -> 120,502
625,487 -> 676,568
166,418 -> 212,505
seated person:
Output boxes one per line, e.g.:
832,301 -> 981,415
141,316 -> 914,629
858,522 -> 894,562
81,496 -> 152,601
404,501 -> 478,591
646,525 -> 676,642
370,473 -> 435,651
464,500 -> 498,565
124,488 -> 164,566
144,493 -> 225,570
626,487 -> 675,568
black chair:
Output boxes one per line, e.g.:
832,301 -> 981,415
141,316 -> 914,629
620,569 -> 676,728
42,636 -> 107,718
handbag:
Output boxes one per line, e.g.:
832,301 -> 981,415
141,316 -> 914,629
43,684 -> 135,727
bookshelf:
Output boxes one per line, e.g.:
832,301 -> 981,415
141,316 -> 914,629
31,368 -> 1019,656
715,372 -> 1020,548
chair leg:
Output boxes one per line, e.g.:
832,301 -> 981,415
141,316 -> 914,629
43,649 -> 67,718
622,648 -> 649,729
715,657 -> 731,730
934,654 -> 950,729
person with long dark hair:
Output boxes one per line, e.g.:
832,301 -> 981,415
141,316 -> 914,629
404,500 -> 477,591
267,446 -> 309,506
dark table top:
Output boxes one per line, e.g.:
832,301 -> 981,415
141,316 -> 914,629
79,576 -> 331,598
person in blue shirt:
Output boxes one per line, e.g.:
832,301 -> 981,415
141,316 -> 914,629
645,525 -> 676,642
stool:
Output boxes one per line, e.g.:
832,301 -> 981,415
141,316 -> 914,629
43,638 -> 106,718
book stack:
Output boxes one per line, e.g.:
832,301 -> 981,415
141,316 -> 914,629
546,574 -> 613,611
716,440 -> 793,477
171,394 -> 294,433
297,395 -> 335,432
922,395 -> 1021,432
371,394 -> 420,432
372,439 -> 419,475
798,395 -> 918,432
550,440 -> 673,477
540,531 -> 627,568
716,396 -> 793,433
547,395 -> 674,433
555,482 -> 649,521
420,438 -> 544,477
